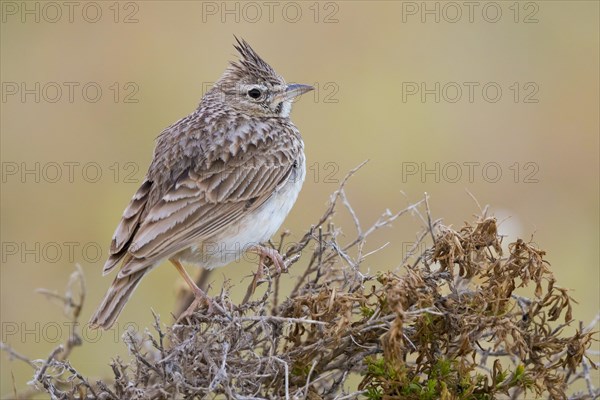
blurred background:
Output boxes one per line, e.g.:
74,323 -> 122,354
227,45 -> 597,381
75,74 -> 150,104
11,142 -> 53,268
1,1 -> 598,395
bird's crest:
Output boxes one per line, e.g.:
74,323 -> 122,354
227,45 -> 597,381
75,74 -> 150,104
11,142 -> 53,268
225,37 -> 283,86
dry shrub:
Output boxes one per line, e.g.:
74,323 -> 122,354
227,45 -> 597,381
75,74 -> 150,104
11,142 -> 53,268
2,165 -> 598,399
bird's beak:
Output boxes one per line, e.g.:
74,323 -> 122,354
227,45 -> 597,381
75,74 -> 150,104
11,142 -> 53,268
280,83 -> 314,102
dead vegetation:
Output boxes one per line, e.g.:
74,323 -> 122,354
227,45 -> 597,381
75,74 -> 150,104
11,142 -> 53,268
2,164 -> 599,399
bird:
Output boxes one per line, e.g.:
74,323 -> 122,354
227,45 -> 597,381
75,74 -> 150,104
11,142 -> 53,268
89,38 -> 313,329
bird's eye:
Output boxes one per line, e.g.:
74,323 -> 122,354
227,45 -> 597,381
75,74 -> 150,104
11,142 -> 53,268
247,88 -> 262,99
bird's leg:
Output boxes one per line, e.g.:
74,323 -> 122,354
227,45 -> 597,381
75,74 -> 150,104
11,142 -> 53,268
247,245 -> 286,293
170,258 -> 213,321
250,251 -> 266,294
174,269 -> 213,318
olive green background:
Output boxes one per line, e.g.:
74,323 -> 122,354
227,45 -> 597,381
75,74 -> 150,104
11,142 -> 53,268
1,1 -> 598,396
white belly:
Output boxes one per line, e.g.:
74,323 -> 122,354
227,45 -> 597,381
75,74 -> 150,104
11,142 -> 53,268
176,157 -> 305,270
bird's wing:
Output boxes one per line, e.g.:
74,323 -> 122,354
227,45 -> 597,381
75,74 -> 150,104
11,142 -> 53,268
103,180 -> 152,274
107,134 -> 301,279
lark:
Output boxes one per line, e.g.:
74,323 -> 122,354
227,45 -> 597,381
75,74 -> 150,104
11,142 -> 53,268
90,38 -> 313,329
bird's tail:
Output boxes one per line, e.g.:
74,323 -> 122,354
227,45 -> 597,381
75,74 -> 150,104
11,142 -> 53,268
89,270 -> 148,330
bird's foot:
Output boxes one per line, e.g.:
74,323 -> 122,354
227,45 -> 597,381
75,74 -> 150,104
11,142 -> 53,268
248,245 -> 286,294
250,245 -> 286,275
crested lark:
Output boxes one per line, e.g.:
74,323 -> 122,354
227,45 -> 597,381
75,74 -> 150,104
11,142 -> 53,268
90,38 -> 313,329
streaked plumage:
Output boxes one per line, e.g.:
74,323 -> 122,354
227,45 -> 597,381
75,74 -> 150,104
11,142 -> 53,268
90,38 -> 312,329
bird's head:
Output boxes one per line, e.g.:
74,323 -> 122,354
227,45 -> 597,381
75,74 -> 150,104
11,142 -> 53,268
213,37 -> 313,118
